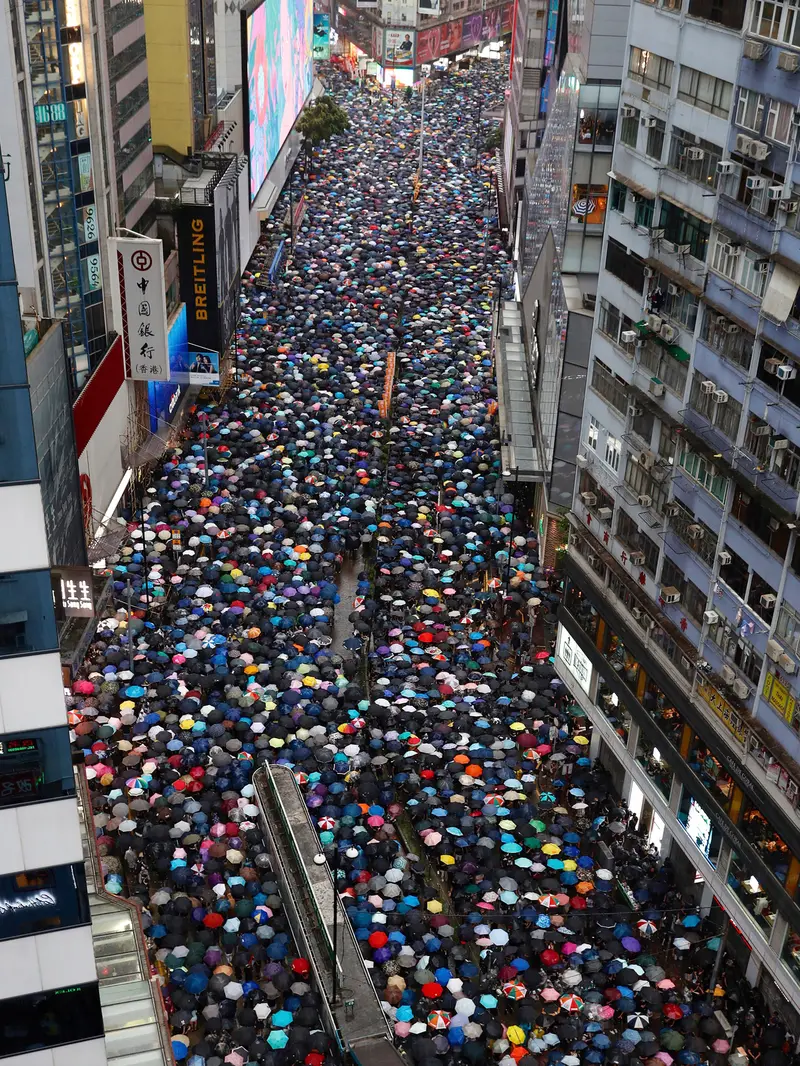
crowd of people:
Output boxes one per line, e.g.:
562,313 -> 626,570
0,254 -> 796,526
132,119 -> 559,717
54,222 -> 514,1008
69,60 -> 793,1066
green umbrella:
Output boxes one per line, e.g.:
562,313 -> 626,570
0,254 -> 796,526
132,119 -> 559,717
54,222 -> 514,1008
660,1031 -> 684,1051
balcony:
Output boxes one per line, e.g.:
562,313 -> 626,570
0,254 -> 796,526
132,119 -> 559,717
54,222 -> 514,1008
716,194 -> 779,258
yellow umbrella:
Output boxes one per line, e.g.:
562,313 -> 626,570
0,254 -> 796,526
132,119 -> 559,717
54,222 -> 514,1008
427,899 -> 444,913
422,588 -> 440,598
574,735 -> 589,745
542,843 -> 561,856
440,855 -> 455,866
507,1026 -> 526,1045
562,859 -> 577,871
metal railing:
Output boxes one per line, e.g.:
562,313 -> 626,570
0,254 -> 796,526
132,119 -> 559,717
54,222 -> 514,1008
75,767 -> 173,1066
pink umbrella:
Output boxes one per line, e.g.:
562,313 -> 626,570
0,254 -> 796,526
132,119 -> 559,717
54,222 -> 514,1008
599,1005 -> 616,1020
540,987 -> 560,1002
655,1055 -> 673,1066
657,979 -> 675,989
713,1041 -> 731,1054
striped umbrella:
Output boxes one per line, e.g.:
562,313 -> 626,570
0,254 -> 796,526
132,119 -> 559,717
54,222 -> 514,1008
636,919 -> 657,936
559,994 -> 584,1012
502,981 -> 527,1001
539,894 -> 560,908
427,1011 -> 451,1030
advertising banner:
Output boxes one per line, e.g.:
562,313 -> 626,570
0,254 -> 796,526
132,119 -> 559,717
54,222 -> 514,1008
51,567 -> 95,619
148,307 -> 188,431
460,12 -> 483,47
112,237 -> 169,382
313,12 -> 330,57
416,25 -> 440,63
374,25 -> 383,59
439,16 -> 462,54
381,0 -> 415,23
384,27 -> 415,66
417,0 -> 440,13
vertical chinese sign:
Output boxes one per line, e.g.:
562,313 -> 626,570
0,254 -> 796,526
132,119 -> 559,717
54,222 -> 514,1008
111,237 -> 170,382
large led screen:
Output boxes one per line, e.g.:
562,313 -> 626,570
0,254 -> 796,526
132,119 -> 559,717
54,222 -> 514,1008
244,0 -> 313,202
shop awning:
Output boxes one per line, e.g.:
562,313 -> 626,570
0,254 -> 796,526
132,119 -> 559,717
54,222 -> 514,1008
762,263 -> 800,324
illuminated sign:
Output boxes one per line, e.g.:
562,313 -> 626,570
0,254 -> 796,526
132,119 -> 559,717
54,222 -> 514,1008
52,567 -> 95,618
685,798 -> 712,857
189,218 -> 208,321
112,236 -> 170,382
0,891 -> 56,915
556,624 -> 593,695
0,739 -> 38,756
34,103 -> 67,124
763,671 -> 797,724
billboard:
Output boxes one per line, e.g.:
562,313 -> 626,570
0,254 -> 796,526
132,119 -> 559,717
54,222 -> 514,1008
313,12 -> 330,58
177,167 -> 240,381
384,27 -> 415,67
111,237 -> 170,381
243,0 -> 314,202
418,0 -> 440,13
415,3 -> 510,62
148,307 -> 188,431
382,0 -> 415,23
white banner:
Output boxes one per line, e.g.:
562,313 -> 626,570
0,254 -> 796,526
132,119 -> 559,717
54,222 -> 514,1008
417,0 -> 440,14
556,623 -> 593,695
111,237 -> 170,382
382,0 -> 416,24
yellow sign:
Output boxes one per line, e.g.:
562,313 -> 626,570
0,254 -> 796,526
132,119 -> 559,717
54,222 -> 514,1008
764,672 -> 797,724
697,683 -> 747,744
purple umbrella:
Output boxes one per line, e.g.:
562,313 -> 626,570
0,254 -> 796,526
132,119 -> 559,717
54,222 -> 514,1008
621,936 -> 641,953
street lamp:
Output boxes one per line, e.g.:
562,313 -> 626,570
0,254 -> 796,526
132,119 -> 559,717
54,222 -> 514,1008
314,845 -> 357,1005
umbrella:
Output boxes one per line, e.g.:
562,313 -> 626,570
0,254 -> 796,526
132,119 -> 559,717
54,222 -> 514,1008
428,1011 -> 451,1030
502,982 -> 527,1001
559,995 -> 584,1012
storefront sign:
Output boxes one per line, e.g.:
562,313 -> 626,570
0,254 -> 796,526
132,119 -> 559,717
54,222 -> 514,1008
696,683 -> 747,745
763,671 -> 797,724
51,567 -> 94,619
112,237 -> 170,382
556,623 -> 592,694
34,103 -> 66,124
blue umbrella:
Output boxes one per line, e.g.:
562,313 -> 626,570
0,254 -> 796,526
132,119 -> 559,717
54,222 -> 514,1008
272,1010 -> 294,1028
682,914 -> 701,927
172,1041 -> 189,1060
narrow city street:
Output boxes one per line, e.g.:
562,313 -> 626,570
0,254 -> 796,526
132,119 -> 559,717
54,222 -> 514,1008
68,63 -> 785,1066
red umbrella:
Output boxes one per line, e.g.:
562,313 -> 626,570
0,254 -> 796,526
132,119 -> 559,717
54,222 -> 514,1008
541,949 -> 560,966
570,896 -> 587,909
663,1003 -> 683,1020
422,982 -> 444,998
204,913 -> 224,928
369,932 -> 388,948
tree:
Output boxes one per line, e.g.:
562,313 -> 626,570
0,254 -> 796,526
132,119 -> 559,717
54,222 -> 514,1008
296,96 -> 350,160
484,125 -> 503,153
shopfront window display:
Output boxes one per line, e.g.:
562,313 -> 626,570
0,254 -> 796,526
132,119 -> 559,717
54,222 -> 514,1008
728,850 -> 777,933
635,731 -> 673,799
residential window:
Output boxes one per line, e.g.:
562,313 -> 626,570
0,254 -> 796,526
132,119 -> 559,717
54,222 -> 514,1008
700,307 -> 754,370
605,236 -> 646,294
617,509 -> 661,573
605,435 -> 622,472
668,126 -> 723,189
628,47 -> 674,92
772,436 -> 800,491
765,98 -> 794,145
711,618 -> 764,683
668,499 -> 718,566
587,415 -> 600,450
735,87 -> 765,133
679,446 -> 728,502
591,358 -> 630,414
687,0 -> 745,29
652,274 -> 699,330
709,232 -> 769,297
597,297 -> 637,354
624,456 -> 668,512
756,340 -> 800,409
776,600 -> 800,654
610,179 -> 627,213
750,0 -> 800,47
645,118 -> 666,161
684,579 -> 708,624
620,106 -> 640,148
637,339 -> 689,395
743,414 -> 772,462
740,249 -> 770,297
688,374 -> 743,440
730,485 -> 791,557
677,66 -> 733,118
659,200 -> 711,261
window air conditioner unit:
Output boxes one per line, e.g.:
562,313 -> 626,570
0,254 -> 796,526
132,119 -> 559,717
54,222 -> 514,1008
629,550 -> 645,565
718,550 -> 732,565
755,259 -> 771,274
649,378 -> 666,397
776,363 -> 797,380
675,243 -> 691,255
632,606 -> 642,620
580,491 -> 597,506
700,379 -> 716,394
735,133 -> 753,154
639,450 -> 656,469
638,494 -> 653,507
749,140 -> 770,160
746,175 -> 767,190
733,678 -> 750,699
649,227 -> 666,240
660,324 -> 677,342
622,105 -> 637,118
703,610 -> 719,626
666,502 -> 681,516
761,593 -> 777,609
784,200 -> 800,213
576,454 -> 589,468
769,516 -> 782,529
777,49 -> 800,72
642,116 -> 658,128
587,554 -> 598,566
779,653 -> 797,674
723,322 -> 740,334
768,184 -> 788,200
721,664 -> 736,685
743,39 -> 767,60
661,586 -> 681,604
667,282 -> 680,296
767,638 -> 784,660
646,313 -> 663,331
688,524 -> 705,538
764,357 -> 782,374
643,266 -> 656,279
629,405 -> 643,416
772,437 -> 790,449
621,329 -> 638,343
717,160 -> 736,175
684,147 -> 705,161
597,506 -> 613,520
751,423 -> 772,436
712,389 -> 729,403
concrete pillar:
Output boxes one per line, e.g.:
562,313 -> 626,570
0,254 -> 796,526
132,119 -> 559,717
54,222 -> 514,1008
589,728 -> 602,762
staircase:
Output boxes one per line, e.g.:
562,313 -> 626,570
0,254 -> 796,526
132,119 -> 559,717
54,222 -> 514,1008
75,769 -> 173,1066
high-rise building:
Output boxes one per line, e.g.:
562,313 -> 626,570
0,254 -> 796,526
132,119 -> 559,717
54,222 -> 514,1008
558,0 -> 800,1021
0,166 -> 106,1066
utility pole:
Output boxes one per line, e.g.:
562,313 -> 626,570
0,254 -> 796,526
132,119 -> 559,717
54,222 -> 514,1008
418,76 -> 426,181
